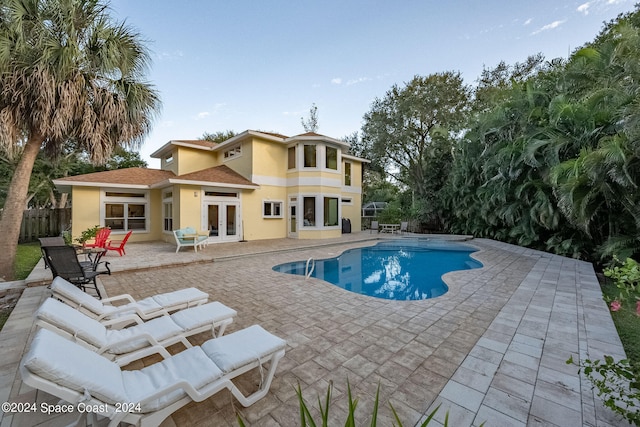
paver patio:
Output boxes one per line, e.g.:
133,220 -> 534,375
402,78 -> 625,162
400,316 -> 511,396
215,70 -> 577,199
0,234 -> 628,426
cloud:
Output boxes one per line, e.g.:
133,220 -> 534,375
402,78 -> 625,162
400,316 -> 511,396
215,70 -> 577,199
156,50 -> 184,61
346,77 -> 372,86
524,18 -> 532,25
531,19 -> 566,35
331,76 -> 372,86
193,104 -> 226,120
577,0 -> 628,15
577,2 -> 591,14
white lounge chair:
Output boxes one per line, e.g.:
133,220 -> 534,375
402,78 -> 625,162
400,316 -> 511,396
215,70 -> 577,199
50,276 -> 209,327
21,327 -> 286,427
35,298 -> 237,366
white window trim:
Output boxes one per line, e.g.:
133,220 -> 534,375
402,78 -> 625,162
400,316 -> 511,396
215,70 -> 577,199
287,145 -> 297,171
300,143 -> 342,173
344,161 -> 352,186
325,146 -> 339,171
322,194 -> 341,228
100,189 -> 149,233
262,200 -> 284,218
300,193 -> 342,229
162,188 -> 173,234
223,144 -> 242,161
301,195 -> 318,228
302,144 -> 319,170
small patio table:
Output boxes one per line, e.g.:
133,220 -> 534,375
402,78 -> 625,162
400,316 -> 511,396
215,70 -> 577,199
75,246 -> 107,271
379,224 -> 400,234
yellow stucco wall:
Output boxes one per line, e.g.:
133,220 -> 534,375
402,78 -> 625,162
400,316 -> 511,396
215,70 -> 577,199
341,198 -> 362,232
344,159 -> 363,188
70,187 -> 100,242
147,189 -> 163,240
175,147 -> 217,175
251,138 -> 287,178
297,228 -> 342,239
220,140 -> 252,180
70,187 -> 163,243
160,151 -> 178,174
177,185 -> 205,232
241,186 -> 287,240
342,159 -> 363,231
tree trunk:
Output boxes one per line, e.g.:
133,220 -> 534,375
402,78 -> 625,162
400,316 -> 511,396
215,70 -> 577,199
0,134 -> 43,281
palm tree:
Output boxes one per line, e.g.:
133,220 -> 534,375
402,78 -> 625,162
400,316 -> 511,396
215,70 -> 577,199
0,0 -> 160,280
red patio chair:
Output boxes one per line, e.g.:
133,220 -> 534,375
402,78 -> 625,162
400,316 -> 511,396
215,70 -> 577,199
83,227 -> 111,249
105,230 -> 133,256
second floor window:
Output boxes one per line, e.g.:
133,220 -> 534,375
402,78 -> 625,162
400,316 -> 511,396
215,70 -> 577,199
288,147 -> 296,169
344,162 -> 352,185
304,145 -> 317,168
326,147 -> 337,170
224,145 -> 241,159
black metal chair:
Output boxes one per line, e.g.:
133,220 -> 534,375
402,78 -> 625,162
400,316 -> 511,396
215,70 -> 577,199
38,237 -> 66,269
42,245 -> 110,299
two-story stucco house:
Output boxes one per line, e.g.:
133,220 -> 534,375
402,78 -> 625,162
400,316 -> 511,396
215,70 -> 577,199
53,130 -> 368,245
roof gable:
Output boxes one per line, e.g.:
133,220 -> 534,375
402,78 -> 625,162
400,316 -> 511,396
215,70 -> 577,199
173,165 -> 256,187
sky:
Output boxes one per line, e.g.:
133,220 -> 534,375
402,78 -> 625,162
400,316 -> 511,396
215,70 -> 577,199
108,0 -> 636,168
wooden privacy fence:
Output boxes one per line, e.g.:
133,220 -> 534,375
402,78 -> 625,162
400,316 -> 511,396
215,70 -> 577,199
16,208 -> 71,243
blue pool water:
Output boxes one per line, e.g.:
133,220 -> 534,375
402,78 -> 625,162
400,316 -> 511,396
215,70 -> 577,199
272,239 -> 482,301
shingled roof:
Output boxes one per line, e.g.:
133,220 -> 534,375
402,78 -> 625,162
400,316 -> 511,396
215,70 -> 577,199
54,168 -> 174,186
53,165 -> 258,189
172,165 -> 257,188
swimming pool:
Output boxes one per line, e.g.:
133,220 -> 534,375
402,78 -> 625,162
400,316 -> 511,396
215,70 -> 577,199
272,239 -> 482,301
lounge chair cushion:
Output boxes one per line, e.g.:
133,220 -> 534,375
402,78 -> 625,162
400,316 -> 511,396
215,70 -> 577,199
201,325 -> 287,373
36,298 -> 181,353
170,301 -> 237,330
35,298 -> 109,347
110,289 -> 208,317
105,316 -> 183,354
123,347 -> 223,412
51,277 -> 106,313
151,288 -> 208,308
51,277 -> 208,319
107,298 -> 163,316
22,329 -> 128,404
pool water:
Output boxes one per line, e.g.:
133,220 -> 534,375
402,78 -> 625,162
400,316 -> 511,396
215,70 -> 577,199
272,239 -> 482,301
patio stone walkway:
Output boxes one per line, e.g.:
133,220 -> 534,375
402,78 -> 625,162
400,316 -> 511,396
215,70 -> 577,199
0,234 -> 628,426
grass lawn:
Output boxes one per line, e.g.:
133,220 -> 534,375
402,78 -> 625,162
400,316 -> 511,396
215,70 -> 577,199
0,242 -> 42,331
15,242 -> 43,280
601,281 -> 640,365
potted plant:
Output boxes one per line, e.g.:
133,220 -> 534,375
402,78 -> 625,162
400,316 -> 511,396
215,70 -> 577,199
74,225 -> 101,246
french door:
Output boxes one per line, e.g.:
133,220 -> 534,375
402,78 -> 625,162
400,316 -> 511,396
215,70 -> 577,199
203,202 -> 240,242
